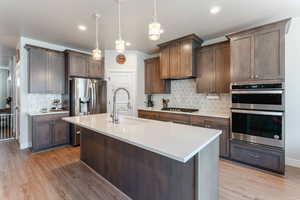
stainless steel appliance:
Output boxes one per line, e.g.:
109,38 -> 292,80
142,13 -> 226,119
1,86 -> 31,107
70,78 -> 107,145
231,82 -> 285,147
231,109 -> 284,147
231,82 -> 284,111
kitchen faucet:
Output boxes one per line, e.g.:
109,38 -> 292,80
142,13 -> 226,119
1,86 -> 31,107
111,87 -> 131,123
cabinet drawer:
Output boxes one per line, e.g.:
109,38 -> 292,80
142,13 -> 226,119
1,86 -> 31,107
190,115 -> 205,126
230,140 -> 284,174
158,112 -> 190,124
138,110 -> 159,120
191,115 -> 229,127
32,113 -> 69,122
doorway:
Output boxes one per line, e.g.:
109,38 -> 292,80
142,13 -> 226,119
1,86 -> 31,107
0,56 -> 15,141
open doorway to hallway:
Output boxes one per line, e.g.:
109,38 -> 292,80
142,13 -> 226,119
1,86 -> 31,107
0,46 -> 17,142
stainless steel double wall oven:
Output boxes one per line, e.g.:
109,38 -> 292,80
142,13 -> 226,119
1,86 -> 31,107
231,82 -> 285,148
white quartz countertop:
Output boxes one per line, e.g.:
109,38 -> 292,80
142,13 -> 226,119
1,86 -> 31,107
28,111 -> 69,116
138,107 -> 230,119
63,114 -> 221,163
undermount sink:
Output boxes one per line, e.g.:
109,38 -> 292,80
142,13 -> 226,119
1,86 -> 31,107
110,116 -> 151,125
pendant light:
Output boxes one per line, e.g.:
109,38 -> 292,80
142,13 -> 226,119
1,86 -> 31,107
115,0 -> 125,53
92,14 -> 102,60
149,0 -> 163,41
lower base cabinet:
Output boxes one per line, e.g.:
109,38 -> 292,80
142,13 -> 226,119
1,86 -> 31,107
190,115 -> 230,158
138,110 -> 230,158
230,140 -> 285,174
30,113 -> 70,152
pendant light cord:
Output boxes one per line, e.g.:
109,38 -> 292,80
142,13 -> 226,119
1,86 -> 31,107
96,15 -> 99,49
153,0 -> 157,22
118,0 -> 122,40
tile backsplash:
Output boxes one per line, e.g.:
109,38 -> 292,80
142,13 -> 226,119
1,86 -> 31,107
147,79 -> 231,113
27,94 -> 62,113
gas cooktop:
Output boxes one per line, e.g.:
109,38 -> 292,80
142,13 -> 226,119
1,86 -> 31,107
161,107 -> 199,113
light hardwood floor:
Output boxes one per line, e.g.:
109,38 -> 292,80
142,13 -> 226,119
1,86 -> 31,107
1,141 -> 300,200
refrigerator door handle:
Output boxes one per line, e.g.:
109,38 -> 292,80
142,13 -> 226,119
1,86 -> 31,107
91,82 -> 94,114
91,83 -> 94,114
93,83 -> 97,113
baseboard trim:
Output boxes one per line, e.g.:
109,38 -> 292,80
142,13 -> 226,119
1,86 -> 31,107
286,157 -> 300,168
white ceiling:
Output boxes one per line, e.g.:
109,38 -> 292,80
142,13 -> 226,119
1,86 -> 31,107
0,0 -> 299,53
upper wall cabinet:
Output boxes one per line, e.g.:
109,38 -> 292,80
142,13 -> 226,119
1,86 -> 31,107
196,41 -> 230,94
65,50 -> 104,79
158,34 -> 203,79
144,57 -> 170,94
227,18 -> 291,83
26,45 -> 65,94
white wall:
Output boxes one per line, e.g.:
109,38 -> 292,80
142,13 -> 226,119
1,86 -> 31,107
285,17 -> 300,168
18,37 -> 90,149
105,50 -> 149,116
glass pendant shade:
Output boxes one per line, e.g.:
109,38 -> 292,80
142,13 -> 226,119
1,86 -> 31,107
115,39 -> 125,53
149,21 -> 161,41
92,48 -> 102,60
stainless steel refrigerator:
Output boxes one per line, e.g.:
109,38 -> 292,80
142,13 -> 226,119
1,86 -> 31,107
70,78 -> 107,146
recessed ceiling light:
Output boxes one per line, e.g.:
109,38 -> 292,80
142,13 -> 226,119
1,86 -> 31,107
126,42 -> 131,46
78,25 -> 87,31
210,6 -> 221,15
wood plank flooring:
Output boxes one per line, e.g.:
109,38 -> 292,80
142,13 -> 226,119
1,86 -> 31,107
1,140 -> 300,200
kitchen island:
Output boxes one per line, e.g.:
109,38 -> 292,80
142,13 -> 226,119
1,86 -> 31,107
63,114 -> 221,200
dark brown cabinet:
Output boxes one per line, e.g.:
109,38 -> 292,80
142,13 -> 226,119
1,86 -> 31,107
169,42 -> 181,78
144,57 -> 170,94
158,34 -> 202,79
47,51 -> 66,93
27,45 -> 65,94
53,117 -> 70,145
160,46 -> 170,79
158,112 -> 191,125
138,110 -> 230,158
227,18 -> 290,83
33,118 -> 52,150
65,50 -> 104,79
67,51 -> 88,77
30,113 -> 70,152
138,110 -> 159,120
196,41 -> 230,94
230,140 -> 285,174
88,57 -> 105,79
28,47 -> 48,93
190,115 -> 230,158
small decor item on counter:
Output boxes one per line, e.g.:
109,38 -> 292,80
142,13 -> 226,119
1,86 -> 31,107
5,97 -> 12,108
52,99 -> 61,110
116,54 -> 126,64
145,95 -> 154,107
161,98 -> 170,109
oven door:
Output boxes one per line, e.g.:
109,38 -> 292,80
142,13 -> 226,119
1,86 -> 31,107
231,109 -> 284,147
231,90 -> 284,111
